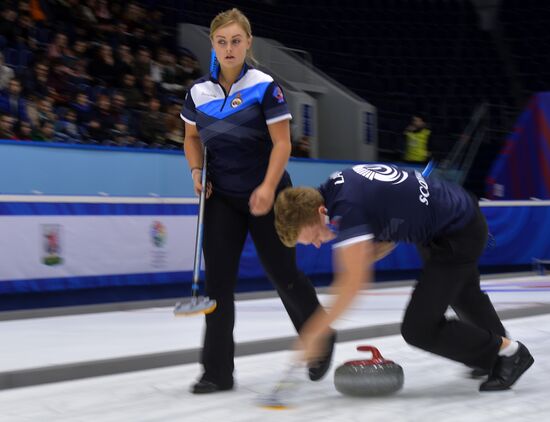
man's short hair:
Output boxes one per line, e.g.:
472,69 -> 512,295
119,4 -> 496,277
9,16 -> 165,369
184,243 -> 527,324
274,187 -> 324,247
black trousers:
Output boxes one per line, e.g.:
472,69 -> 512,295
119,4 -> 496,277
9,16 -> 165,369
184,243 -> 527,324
401,201 -> 506,370
200,190 -> 320,385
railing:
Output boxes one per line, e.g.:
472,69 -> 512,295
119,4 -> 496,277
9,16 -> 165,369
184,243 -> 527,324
438,102 -> 489,184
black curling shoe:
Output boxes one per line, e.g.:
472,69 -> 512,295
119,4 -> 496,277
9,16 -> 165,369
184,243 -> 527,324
191,379 -> 233,394
469,367 -> 490,379
479,342 -> 534,392
308,331 -> 337,381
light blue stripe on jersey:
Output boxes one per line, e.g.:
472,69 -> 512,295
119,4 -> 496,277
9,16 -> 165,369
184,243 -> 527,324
195,81 -> 271,120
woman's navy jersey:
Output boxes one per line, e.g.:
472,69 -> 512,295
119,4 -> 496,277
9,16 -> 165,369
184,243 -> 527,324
319,164 -> 476,248
181,63 -> 292,197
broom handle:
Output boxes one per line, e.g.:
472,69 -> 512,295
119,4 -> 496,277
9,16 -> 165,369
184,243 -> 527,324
422,159 -> 435,177
191,147 -> 207,298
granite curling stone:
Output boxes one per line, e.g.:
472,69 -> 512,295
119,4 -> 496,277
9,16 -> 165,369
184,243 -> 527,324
334,345 -> 404,396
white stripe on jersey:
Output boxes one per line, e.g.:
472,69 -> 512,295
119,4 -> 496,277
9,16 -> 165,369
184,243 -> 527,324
190,69 -> 275,109
180,113 -> 196,125
332,234 -> 374,249
266,113 -> 292,125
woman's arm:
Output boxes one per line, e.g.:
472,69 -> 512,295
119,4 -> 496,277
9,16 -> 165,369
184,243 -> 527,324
183,122 -> 202,169
249,119 -> 292,215
183,122 -> 210,197
264,119 -> 292,190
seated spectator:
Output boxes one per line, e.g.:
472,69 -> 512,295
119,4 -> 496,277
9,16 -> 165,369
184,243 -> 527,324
402,114 -> 432,164
25,95 -> 40,128
176,54 -> 202,88
68,58 -> 93,86
112,22 -> 133,48
0,7 -> 18,47
140,97 -> 165,145
111,122 -> 136,147
111,92 -> 131,127
0,114 -> 16,140
122,2 -> 143,32
120,73 -> 142,110
134,47 -> 152,81
23,62 -> 51,98
71,92 -> 92,125
61,40 -> 90,81
34,120 -> 56,142
89,43 -> 116,87
58,41 -> 80,69
77,0 -> 97,28
15,12 -> 36,50
87,93 -> 116,143
160,52 -> 186,95
139,74 -> 158,110
0,52 -> 14,91
130,26 -> 152,52
93,0 -> 115,33
73,39 -> 91,62
0,79 -> 28,122
17,1 -> 31,16
55,109 -> 82,142
150,47 -> 167,84
164,100 -> 184,148
36,95 -> 56,125
15,119 -> 33,140
114,44 -> 134,86
142,8 -> 164,50
48,61 -> 74,106
48,33 -> 70,60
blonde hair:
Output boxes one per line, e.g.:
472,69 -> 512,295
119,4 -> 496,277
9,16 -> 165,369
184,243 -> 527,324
210,8 -> 256,65
274,187 -> 324,247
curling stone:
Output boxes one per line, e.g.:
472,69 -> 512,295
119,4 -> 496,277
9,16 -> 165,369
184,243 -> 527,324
334,345 -> 404,397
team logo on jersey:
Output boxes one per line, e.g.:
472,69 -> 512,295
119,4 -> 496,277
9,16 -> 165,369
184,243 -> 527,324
353,164 -> 408,184
415,170 -> 430,205
329,171 -> 345,185
230,93 -> 243,108
273,85 -> 285,103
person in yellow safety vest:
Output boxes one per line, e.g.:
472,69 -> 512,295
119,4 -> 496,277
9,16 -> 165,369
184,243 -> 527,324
403,114 -> 431,163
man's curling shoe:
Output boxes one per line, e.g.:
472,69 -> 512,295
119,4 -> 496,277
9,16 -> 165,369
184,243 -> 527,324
479,342 -> 534,391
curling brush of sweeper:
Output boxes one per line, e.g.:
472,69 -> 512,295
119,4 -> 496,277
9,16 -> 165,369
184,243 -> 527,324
174,148 -> 216,316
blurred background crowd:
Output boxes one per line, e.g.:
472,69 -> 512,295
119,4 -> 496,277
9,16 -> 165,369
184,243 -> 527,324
2,0 -> 549,181
0,0 -> 202,149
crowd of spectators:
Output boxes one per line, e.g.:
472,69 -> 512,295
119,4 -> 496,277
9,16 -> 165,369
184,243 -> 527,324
0,0 -> 202,149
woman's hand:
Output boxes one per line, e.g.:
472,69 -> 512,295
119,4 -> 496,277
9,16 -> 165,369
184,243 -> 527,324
191,169 -> 212,198
249,183 -> 275,216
